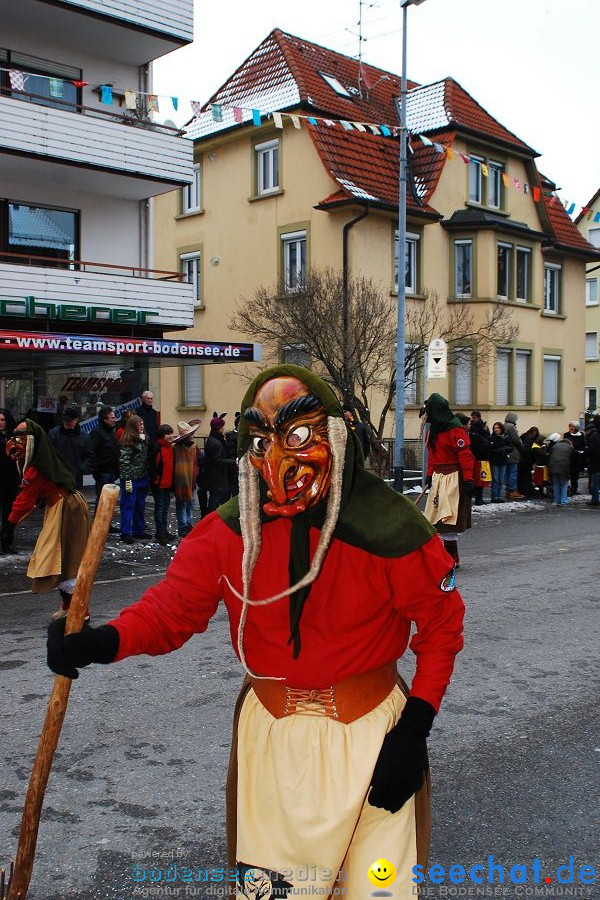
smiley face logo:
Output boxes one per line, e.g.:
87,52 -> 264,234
367,858 -> 396,888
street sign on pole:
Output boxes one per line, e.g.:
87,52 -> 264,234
427,338 -> 447,379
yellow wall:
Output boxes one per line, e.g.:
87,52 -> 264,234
154,123 -> 589,440
577,194 -> 600,414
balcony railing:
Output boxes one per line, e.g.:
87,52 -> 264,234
0,256 -> 194,328
0,251 -> 184,281
0,84 -> 183,137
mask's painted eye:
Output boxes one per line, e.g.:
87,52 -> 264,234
287,425 -> 310,448
251,435 -> 270,454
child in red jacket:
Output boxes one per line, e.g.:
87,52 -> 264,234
152,424 -> 174,545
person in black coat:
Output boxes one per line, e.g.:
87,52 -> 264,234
585,414 -> 600,506
87,406 -> 119,509
48,405 -> 90,489
224,412 -> 241,497
519,426 -> 540,498
488,422 -> 512,502
468,411 -> 490,505
0,408 -> 20,551
204,413 -> 236,512
342,405 -> 371,462
563,421 -> 586,496
138,390 -> 159,449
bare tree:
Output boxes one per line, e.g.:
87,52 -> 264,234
231,267 -> 518,446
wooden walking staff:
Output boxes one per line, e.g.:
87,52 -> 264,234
7,483 -> 120,900
413,484 -> 428,507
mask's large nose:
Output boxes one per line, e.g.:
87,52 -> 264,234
262,441 -> 297,505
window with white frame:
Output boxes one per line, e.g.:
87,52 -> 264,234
488,161 -> 504,209
588,227 -> 600,249
180,252 -> 202,307
282,230 -> 306,292
544,263 -> 561,314
468,156 -> 483,204
543,355 -> 561,407
319,72 -> 351,97
516,247 -> 531,302
585,332 -> 598,361
282,345 -> 310,368
495,348 -> 511,406
497,243 -> 512,299
454,240 -> 472,297
468,154 -> 505,208
394,230 -> 420,294
586,277 -> 598,306
585,386 -> 598,412
182,162 -> 201,213
515,349 -> 531,406
256,139 -> 280,195
452,347 -> 473,406
182,365 -> 204,407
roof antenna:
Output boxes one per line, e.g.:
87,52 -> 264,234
357,0 -> 366,98
354,0 -> 382,98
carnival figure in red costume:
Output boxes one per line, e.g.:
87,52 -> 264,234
421,393 -> 475,569
1,420 -> 90,616
47,367 -> 465,899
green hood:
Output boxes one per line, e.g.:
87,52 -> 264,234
22,419 -> 77,492
219,365 -> 434,558
423,393 -> 464,442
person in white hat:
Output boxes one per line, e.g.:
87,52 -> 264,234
172,421 -> 200,537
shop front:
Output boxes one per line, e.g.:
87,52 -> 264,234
0,324 -> 261,430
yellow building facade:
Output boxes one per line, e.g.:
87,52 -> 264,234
576,190 -> 600,416
154,30 -> 599,441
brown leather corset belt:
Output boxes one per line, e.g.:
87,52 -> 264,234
250,661 -> 398,724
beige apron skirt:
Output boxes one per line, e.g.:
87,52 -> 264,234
27,491 -> 89,593
424,465 -> 471,534
226,677 -> 431,900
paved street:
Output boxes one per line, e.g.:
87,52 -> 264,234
0,495 -> 599,899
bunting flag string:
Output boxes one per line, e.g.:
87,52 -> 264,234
0,62 -> 594,219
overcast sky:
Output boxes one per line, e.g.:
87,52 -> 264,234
153,0 -> 599,213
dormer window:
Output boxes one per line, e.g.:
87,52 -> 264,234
319,72 -> 351,97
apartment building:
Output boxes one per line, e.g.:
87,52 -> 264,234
576,190 -> 600,416
0,0 -> 199,425
155,29 -> 599,438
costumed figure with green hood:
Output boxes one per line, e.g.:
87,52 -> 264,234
1,420 -> 90,617
47,367 -> 465,899
420,393 -> 475,569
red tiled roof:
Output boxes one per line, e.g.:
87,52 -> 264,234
543,193 -> 600,257
409,132 -> 455,205
272,29 -> 410,126
441,79 -> 536,155
309,123 -> 440,216
189,29 -> 537,159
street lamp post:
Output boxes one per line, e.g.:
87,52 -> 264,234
393,0 -> 427,493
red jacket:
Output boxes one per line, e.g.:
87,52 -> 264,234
109,514 -> 464,712
152,438 -> 174,489
9,468 -> 66,524
427,427 -> 475,481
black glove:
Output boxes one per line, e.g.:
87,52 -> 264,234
369,696 -> 435,814
464,480 -> 475,496
424,475 -> 432,488
1,521 -> 15,551
47,618 -> 119,679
